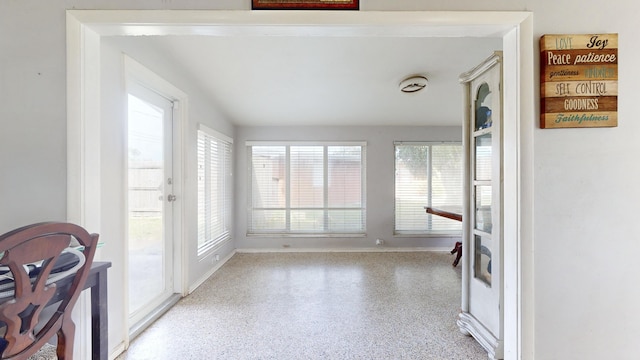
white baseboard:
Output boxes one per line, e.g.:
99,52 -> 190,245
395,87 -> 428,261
109,342 -> 127,360
188,249 -> 236,294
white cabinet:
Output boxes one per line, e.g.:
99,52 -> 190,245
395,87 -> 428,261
458,52 -> 504,360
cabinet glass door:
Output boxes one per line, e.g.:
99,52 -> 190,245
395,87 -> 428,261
473,87 -> 494,286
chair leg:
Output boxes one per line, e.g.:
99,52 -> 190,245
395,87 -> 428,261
452,242 -> 462,267
450,242 -> 458,254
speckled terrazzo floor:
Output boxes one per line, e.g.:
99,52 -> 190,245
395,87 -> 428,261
116,252 -> 487,360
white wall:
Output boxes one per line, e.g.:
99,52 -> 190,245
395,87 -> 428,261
235,125 -> 462,250
2,1 -> 640,360
526,2 -> 640,359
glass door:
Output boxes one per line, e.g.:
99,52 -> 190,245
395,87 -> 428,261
126,82 -> 175,329
472,84 -> 495,288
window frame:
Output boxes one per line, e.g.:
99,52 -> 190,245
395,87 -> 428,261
246,141 -> 367,236
394,141 -> 463,236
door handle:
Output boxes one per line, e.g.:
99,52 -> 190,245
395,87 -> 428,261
167,194 -> 177,202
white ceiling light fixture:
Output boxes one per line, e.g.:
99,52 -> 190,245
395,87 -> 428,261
399,75 -> 428,93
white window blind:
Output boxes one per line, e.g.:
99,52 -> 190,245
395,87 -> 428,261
394,142 -> 462,234
197,125 -> 233,254
247,142 -> 366,235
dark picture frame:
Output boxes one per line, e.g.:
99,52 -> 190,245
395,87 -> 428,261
252,0 -> 359,10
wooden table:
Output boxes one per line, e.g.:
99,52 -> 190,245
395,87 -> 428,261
425,207 -> 463,266
49,261 -> 111,360
425,207 -> 462,222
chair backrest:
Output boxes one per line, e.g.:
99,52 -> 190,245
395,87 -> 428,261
0,222 -> 99,360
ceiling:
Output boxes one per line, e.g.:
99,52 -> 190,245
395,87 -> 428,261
116,35 -> 502,127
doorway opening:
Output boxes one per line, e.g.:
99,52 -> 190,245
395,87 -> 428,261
67,10 -> 534,359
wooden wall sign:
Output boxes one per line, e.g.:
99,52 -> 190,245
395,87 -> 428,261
540,33 -> 618,128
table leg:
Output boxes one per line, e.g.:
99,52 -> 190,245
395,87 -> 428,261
90,269 -> 108,360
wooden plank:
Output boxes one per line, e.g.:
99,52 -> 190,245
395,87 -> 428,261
541,49 -> 617,65
541,64 -> 617,82
541,96 -> 617,113
540,80 -> 618,98
540,34 -> 618,50
541,112 -> 617,128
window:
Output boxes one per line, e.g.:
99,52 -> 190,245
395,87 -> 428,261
247,142 -> 366,235
197,125 -> 233,254
395,142 -> 463,234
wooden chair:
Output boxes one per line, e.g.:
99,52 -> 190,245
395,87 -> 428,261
0,222 -> 99,360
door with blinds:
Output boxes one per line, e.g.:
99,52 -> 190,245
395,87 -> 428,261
458,52 -> 504,360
